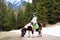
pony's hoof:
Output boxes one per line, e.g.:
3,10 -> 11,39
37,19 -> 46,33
40,35 -> 42,37
27,36 -> 30,37
32,36 -> 35,38
37,36 -> 39,37
38,35 -> 42,37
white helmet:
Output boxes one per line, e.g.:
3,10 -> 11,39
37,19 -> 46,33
33,13 -> 36,17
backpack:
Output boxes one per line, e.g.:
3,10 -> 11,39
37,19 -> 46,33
33,23 -> 39,29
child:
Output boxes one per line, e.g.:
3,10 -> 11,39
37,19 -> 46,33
31,13 -> 37,25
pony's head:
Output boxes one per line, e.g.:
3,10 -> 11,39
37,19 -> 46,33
21,28 -> 26,37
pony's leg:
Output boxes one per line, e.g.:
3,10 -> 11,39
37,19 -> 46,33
32,29 -> 34,34
32,29 -> 35,37
39,30 -> 42,37
31,30 -> 34,37
28,31 -> 30,37
40,30 -> 42,37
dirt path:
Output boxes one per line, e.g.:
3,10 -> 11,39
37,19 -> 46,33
0,33 -> 60,40
13,35 -> 60,40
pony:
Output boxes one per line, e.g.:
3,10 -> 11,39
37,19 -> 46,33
21,22 -> 42,37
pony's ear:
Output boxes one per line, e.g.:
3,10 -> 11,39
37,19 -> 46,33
21,28 -> 24,31
21,28 -> 23,32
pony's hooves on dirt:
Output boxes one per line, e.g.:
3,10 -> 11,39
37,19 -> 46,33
38,35 -> 42,37
32,36 -> 35,38
37,36 -> 39,37
27,36 -> 30,37
21,35 -> 24,37
40,35 -> 42,37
